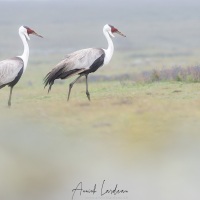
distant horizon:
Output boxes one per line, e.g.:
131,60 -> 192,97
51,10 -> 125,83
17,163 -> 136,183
0,0 -> 200,55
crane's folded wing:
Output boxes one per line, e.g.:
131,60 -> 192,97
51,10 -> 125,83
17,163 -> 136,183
46,48 -> 104,81
0,57 -> 23,86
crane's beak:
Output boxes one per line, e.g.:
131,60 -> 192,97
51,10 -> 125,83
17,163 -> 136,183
116,30 -> 126,37
32,31 -> 43,38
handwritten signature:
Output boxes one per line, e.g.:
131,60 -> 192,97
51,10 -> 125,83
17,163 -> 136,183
72,180 -> 128,200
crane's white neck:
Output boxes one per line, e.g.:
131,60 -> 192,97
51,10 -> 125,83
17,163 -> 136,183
17,32 -> 29,73
103,29 -> 114,65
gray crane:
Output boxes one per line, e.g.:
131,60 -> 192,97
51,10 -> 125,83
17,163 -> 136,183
0,26 -> 42,107
44,24 -> 126,101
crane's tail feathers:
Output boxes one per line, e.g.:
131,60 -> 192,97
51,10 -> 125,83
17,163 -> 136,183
0,84 -> 6,90
43,68 -> 86,92
43,70 -> 57,92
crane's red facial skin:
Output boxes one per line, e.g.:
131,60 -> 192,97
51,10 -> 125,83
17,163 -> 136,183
24,26 -> 34,35
24,26 -> 43,38
109,25 -> 126,37
27,28 -> 34,35
109,25 -> 118,33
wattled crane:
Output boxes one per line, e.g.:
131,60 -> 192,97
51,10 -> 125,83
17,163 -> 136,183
0,26 -> 42,107
44,24 -> 125,101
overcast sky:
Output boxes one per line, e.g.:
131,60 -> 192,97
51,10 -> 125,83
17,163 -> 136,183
0,0 -> 200,54
0,0 -> 199,3
1,0 -> 200,8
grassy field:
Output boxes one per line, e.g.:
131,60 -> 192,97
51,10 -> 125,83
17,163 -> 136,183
1,73 -> 200,200
1,79 -> 200,149
1,44 -> 200,200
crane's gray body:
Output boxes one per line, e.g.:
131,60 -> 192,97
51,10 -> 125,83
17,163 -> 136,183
44,48 -> 105,90
0,57 -> 24,89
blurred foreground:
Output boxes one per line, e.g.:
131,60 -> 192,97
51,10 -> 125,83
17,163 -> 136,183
0,82 -> 200,200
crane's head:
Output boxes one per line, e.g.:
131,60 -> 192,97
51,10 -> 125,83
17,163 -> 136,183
19,26 -> 43,41
104,24 -> 126,38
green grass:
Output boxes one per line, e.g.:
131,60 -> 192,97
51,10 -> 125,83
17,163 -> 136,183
1,77 -> 200,199
0,37 -> 196,158
1,80 -> 200,152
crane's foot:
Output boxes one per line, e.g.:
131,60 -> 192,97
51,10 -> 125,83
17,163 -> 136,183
8,101 -> 11,108
67,84 -> 73,101
86,91 -> 90,101
67,94 -> 71,101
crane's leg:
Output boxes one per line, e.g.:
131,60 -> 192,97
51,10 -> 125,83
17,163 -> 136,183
8,86 -> 13,107
85,75 -> 90,101
67,75 -> 82,101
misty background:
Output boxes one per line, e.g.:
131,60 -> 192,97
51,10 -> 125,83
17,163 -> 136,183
0,0 -> 200,75
1,1 -> 200,200
0,0 -> 200,54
